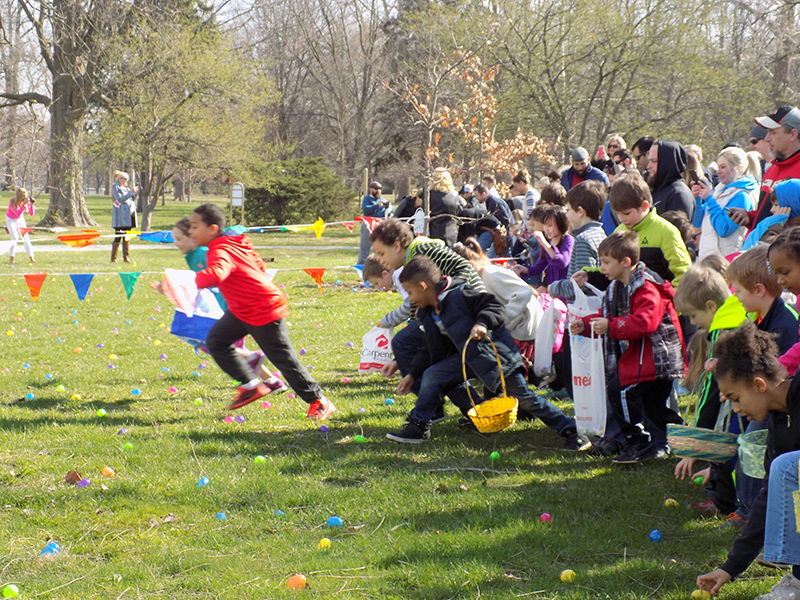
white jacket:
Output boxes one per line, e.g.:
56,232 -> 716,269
480,264 -> 542,341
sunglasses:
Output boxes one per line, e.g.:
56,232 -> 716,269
608,143 -> 621,149
749,139 -> 760,145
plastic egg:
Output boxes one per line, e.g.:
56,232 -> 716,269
560,569 -> 576,583
664,498 -> 680,507
384,398 -> 395,405
223,416 -> 234,423
215,512 -> 227,520
3,584 -> 20,598
327,516 -> 344,527
691,591 -> 711,600
22,363 -> 30,368
77,478 -> 90,488
274,510 -> 285,516
197,477 -> 210,487
123,442 -> 134,452
25,392 -> 34,400
109,354 -> 117,360
694,475 -> 704,485
287,574 -> 307,589
254,455 -> 266,464
96,408 -> 107,417
319,425 -> 329,433
101,466 -> 115,477
117,428 -> 128,435
649,529 -> 662,542
317,537 -> 331,550
490,451 -> 501,461
194,398 -> 203,405
235,415 -> 245,423
168,386 -> 178,393
540,513 -> 552,523
353,435 -> 366,443
73,347 -> 82,354
131,389 -> 141,395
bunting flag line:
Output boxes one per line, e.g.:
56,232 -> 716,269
351,264 -> 364,281
24,273 -> 47,301
303,267 -> 326,290
118,271 -> 142,300
340,221 -> 354,233
138,231 -> 174,244
19,227 -> 34,237
69,274 -> 95,301
124,230 -> 142,242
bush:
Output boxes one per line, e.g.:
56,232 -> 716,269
242,157 -> 358,225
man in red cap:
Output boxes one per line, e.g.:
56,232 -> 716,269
730,106 -> 800,230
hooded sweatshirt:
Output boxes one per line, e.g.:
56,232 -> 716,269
742,178 -> 800,250
194,231 -> 289,326
650,141 -> 695,220
696,176 -> 758,259
748,149 -> 800,229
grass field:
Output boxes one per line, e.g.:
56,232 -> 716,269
0,194 -> 784,599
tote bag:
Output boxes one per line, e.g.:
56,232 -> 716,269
568,281 -> 606,436
358,326 -> 394,373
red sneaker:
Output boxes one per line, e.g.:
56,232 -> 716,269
306,397 -> 336,420
229,383 -> 270,410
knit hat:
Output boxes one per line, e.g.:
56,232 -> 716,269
571,147 -> 589,162
749,125 -> 768,141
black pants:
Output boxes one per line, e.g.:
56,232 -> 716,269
206,312 -> 323,404
607,375 -> 681,447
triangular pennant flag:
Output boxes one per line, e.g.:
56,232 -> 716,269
138,231 -> 174,244
24,273 -> 47,301
341,221 -> 354,233
264,268 -> 277,283
351,264 -> 365,281
303,267 -> 325,290
69,274 -> 95,301
118,271 -> 142,300
18,227 -> 34,237
310,217 -> 325,239
58,232 -> 100,248
355,216 -> 382,233
125,229 -> 141,241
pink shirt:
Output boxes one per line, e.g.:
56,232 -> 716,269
6,201 -> 35,220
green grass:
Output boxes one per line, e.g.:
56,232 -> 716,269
0,199 -> 785,598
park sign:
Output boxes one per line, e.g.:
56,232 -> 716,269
231,183 -> 244,225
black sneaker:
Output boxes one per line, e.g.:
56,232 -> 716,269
403,405 -> 447,427
457,416 -> 478,431
563,432 -> 592,451
386,421 -> 431,444
613,441 -> 657,464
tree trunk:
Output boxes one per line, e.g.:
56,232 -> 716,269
38,75 -> 96,226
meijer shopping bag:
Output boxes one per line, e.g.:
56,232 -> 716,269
568,281 -> 606,436
532,293 -> 567,377
358,326 -> 394,373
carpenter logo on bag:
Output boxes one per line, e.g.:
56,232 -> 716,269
359,327 -> 394,372
376,334 -> 389,349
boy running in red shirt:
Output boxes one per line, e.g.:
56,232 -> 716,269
189,204 -> 334,417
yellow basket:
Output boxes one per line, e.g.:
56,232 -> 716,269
462,337 -> 519,433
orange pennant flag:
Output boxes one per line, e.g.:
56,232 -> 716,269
24,273 -> 47,301
58,232 -> 100,248
18,227 -> 34,237
341,221 -> 354,232
303,268 -> 325,290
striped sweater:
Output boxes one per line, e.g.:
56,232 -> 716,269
549,221 -> 607,301
404,237 -> 485,294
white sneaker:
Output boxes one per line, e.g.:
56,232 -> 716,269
755,575 -> 800,600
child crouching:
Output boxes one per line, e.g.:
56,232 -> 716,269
387,255 -> 589,450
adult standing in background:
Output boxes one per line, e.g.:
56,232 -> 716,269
357,181 -> 388,264
428,168 -> 461,246
512,169 -> 540,220
631,136 -> 656,178
750,124 -> 771,176
111,170 -> 138,263
560,147 -> 609,191
647,140 -> 695,220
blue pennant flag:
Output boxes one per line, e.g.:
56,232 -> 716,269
70,274 -> 95,301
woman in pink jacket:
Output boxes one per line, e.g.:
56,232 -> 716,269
6,188 -> 35,264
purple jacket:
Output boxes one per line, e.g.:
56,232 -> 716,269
527,234 -> 574,284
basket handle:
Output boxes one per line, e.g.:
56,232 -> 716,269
461,335 -> 508,410
682,369 -> 712,425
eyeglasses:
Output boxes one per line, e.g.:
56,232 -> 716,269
608,143 -> 621,149
750,139 -> 760,145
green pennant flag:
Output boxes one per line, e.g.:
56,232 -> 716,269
118,272 -> 142,300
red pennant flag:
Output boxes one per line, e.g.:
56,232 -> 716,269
24,273 -> 47,301
354,216 -> 382,233
19,227 -> 34,237
303,268 -> 325,290
341,221 -> 354,233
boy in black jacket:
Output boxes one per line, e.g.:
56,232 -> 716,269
386,256 -> 588,450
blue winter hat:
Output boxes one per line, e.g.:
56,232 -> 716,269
774,179 -> 800,217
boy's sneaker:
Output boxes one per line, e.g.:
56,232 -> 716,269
403,405 -> 446,427
386,421 -> 431,444
717,512 -> 747,531
613,441 -> 657,464
563,432 -> 592,451
588,438 -> 623,457
247,351 -> 266,375
229,383 -> 270,410
754,574 -> 800,600
306,397 -> 336,420
263,375 -> 288,394
689,500 -> 719,517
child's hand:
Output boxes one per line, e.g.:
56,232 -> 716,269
693,466 -> 711,486
470,324 -> 488,340
570,320 -> 585,335
512,264 -> 528,276
772,204 -> 792,216
674,457 -> 696,480
590,317 -> 609,335
396,374 -> 414,395
533,230 -> 547,246
380,360 -> 399,378
571,271 -> 588,287
696,569 -> 732,595
150,281 -> 164,294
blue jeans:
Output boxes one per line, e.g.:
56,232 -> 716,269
763,450 -> 800,566
503,371 -> 575,435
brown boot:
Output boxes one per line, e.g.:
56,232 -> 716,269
122,238 -> 131,263
111,237 -> 120,263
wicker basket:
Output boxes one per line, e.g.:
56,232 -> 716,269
667,371 -> 738,462
462,337 -> 518,433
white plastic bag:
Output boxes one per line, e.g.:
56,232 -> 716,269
567,280 -> 603,320
358,326 -> 394,373
570,320 -> 607,437
533,292 -> 568,376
